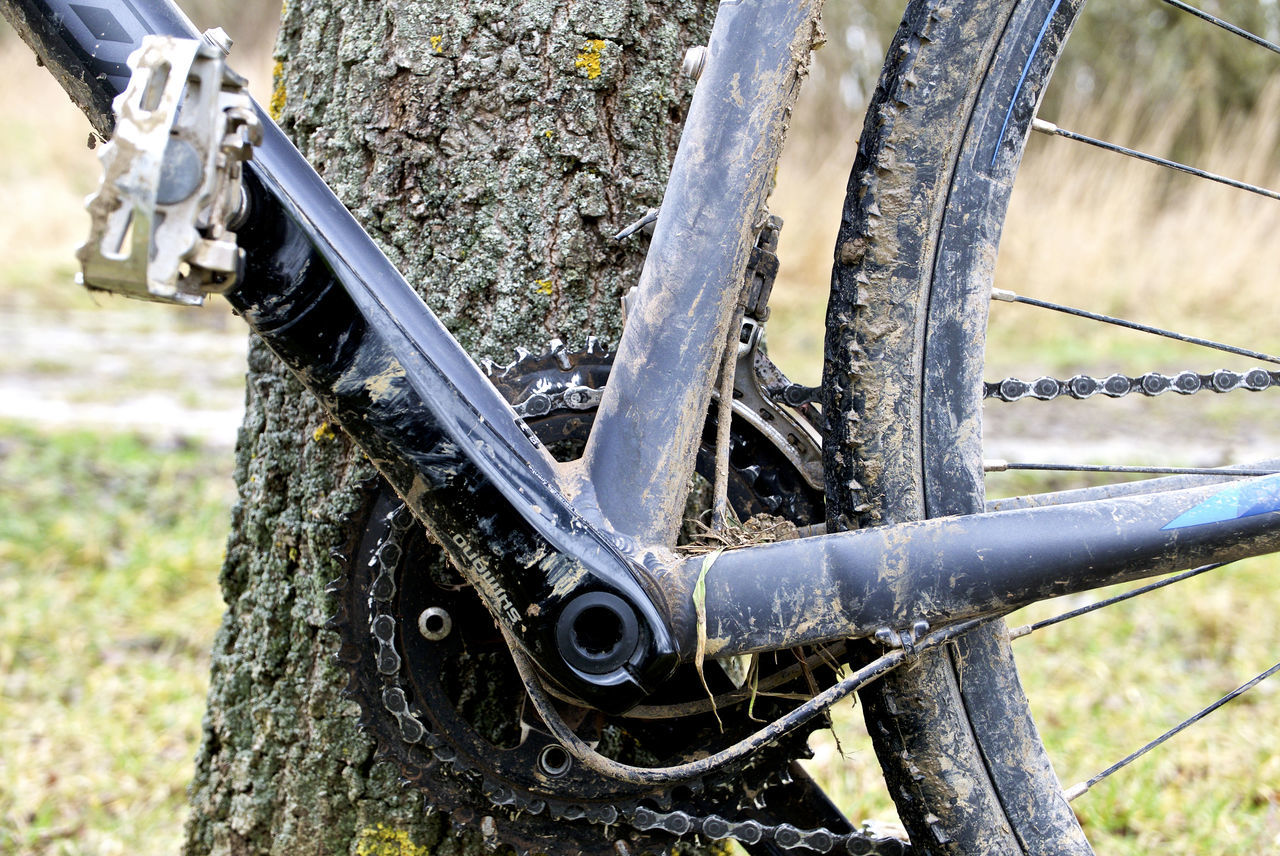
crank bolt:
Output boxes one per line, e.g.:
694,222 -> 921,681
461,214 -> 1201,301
537,744 -> 573,777
555,591 -> 641,675
417,606 -> 452,641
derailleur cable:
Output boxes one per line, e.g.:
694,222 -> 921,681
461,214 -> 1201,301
504,617 -> 988,787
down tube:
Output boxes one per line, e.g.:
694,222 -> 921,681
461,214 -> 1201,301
685,476 -> 1280,657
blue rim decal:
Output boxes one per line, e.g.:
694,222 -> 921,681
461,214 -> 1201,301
990,0 -> 1064,168
1163,474 -> 1280,530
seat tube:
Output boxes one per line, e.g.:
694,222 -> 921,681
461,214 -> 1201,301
580,0 -> 823,546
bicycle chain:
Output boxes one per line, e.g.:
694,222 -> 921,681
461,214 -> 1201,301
985,367 -> 1279,402
363,507 -> 910,854
625,805 -> 909,855
335,341 -> 895,853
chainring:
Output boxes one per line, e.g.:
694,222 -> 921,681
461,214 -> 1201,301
331,341 -> 842,856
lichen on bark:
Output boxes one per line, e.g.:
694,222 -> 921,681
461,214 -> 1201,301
183,0 -> 716,853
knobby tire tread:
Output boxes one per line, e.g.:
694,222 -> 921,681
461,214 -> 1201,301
823,0 -> 1092,853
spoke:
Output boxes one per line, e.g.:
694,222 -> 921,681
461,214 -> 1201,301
1158,0 -> 1280,56
1064,661 -> 1280,801
991,287 -> 1280,365
1031,118 -> 1280,204
986,462 -> 1280,477
1009,563 -> 1226,638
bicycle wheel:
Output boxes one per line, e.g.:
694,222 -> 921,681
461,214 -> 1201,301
824,0 -> 1278,851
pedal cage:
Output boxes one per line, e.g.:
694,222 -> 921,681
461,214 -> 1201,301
77,35 -> 261,305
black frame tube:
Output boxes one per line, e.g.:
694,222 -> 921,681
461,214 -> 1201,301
692,475 -> 1280,657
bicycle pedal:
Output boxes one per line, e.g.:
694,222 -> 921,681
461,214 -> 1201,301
77,34 -> 261,305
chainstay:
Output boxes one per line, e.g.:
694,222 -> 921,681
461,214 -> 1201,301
986,367 -> 1279,402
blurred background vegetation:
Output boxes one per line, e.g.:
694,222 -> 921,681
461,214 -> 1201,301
2,1 -> 1279,854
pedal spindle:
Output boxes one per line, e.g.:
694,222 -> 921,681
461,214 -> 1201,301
78,35 -> 261,305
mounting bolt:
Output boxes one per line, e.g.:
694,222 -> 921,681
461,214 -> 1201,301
202,27 -> 234,55
417,606 -> 452,641
537,744 -> 573,777
682,45 -> 708,80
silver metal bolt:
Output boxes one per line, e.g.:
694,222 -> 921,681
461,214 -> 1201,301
417,606 -> 452,641
682,45 -> 707,80
202,27 -> 233,55
537,744 -> 573,777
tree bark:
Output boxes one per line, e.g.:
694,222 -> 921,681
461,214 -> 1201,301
183,0 -> 714,853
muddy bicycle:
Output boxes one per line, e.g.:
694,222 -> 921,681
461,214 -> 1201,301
3,0 -> 1279,852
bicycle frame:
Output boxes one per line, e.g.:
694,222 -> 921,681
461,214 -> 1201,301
5,0 -> 1280,714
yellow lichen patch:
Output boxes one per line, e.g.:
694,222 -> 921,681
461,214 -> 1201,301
312,421 -> 336,442
269,59 -> 286,121
430,34 -> 443,54
355,824 -> 430,856
574,39 -> 607,80
534,278 -> 554,295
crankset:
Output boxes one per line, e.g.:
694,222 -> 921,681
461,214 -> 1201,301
330,341 -> 863,856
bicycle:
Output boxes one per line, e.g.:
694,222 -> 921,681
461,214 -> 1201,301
3,0 -> 1278,852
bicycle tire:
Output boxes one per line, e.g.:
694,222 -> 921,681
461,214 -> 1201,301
824,0 -> 1095,852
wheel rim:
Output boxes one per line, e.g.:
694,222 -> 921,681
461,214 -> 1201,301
912,0 -> 1280,851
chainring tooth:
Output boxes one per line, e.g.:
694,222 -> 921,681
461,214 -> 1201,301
333,340 -> 860,854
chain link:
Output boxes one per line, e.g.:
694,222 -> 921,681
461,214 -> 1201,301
625,805 -> 909,854
985,367 -> 1278,402
512,383 -> 604,418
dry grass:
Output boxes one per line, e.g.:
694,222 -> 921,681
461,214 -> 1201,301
766,80 -> 1280,382
758,122 -> 861,387
0,37 -> 101,313
989,82 -> 1280,378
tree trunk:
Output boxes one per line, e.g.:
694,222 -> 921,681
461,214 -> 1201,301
182,0 -> 715,853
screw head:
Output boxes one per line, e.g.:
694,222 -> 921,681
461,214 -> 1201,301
537,744 -> 573,777
202,27 -> 234,55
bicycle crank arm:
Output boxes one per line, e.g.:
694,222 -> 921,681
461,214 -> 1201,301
692,474 -> 1280,657
227,104 -> 690,716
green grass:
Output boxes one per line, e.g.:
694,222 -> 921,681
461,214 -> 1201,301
797,552 -> 1280,853
1013,555 -> 1280,854
0,423 -> 232,856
